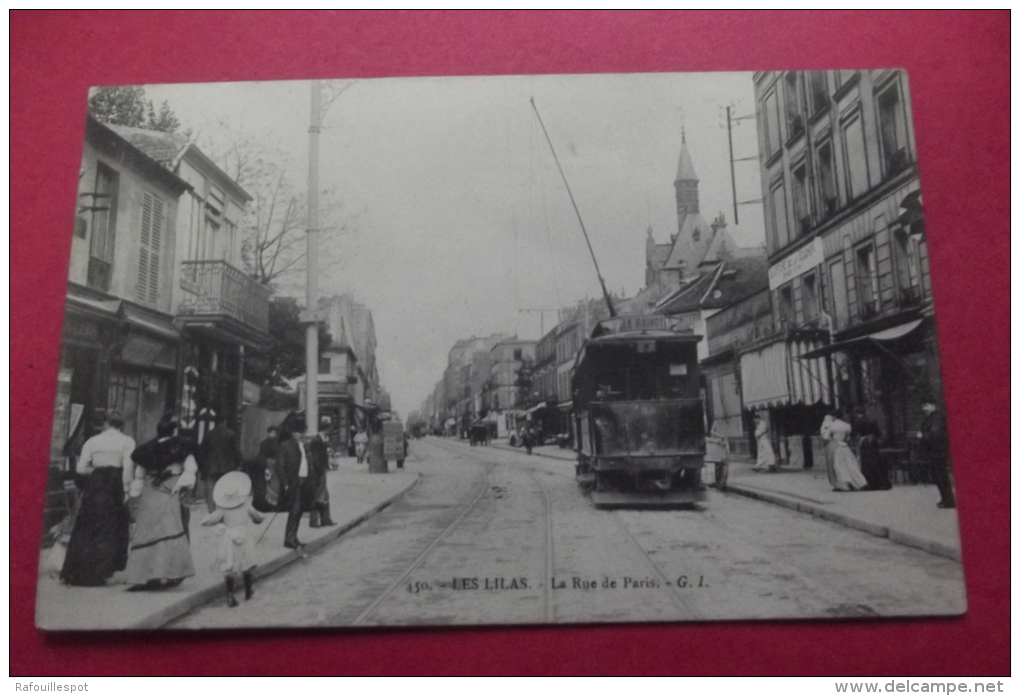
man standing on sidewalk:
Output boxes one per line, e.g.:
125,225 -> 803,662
918,395 -> 955,509
199,414 -> 242,513
279,417 -> 311,549
307,419 -> 337,528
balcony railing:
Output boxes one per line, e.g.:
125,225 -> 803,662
899,285 -> 922,308
178,260 -> 270,334
859,300 -> 879,320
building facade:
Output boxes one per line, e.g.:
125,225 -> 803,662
54,118 -> 193,466
109,123 -> 271,445
753,69 -> 935,453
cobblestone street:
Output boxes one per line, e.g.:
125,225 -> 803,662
173,438 -> 965,628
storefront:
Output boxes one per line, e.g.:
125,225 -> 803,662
799,315 -> 932,449
738,329 -> 832,467
49,292 -> 122,471
107,304 -> 179,444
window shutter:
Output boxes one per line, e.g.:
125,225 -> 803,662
137,192 -> 164,305
148,196 -> 163,304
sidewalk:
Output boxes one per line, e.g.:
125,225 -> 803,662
489,439 -> 961,562
35,458 -> 420,630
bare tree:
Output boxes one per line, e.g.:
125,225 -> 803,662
197,123 -> 354,290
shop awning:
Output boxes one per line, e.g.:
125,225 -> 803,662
525,402 -> 546,415
66,294 -> 121,318
788,339 -> 831,406
740,341 -> 790,409
798,319 -> 923,360
122,305 -> 181,342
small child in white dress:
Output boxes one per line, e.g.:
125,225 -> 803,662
204,471 -> 266,607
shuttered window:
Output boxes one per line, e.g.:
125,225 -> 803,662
137,191 -> 164,305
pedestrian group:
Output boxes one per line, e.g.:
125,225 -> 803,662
58,408 -> 340,609
736,396 -> 954,508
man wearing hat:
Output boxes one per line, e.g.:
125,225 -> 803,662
278,418 -> 311,549
917,395 -> 956,509
307,418 -> 337,528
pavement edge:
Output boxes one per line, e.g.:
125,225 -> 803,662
132,472 -> 423,629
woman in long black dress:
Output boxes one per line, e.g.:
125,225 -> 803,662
61,411 -> 135,586
855,408 -> 891,490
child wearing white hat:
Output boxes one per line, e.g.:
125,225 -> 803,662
203,471 -> 266,607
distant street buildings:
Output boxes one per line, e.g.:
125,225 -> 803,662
422,70 -> 936,476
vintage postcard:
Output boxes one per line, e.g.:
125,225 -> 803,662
36,70 -> 965,630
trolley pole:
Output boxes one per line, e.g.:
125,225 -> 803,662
727,106 -> 739,225
304,79 -> 322,436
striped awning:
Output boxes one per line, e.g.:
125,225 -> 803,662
788,338 -> 831,406
740,341 -> 790,409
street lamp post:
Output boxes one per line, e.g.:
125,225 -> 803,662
302,78 -> 358,436
304,79 -> 323,435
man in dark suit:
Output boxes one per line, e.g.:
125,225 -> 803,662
199,413 -> 242,512
917,395 -> 955,509
307,419 -> 336,528
278,417 -> 312,549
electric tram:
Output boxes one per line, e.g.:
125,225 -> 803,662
572,314 -> 707,507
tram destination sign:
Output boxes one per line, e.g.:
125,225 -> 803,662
598,313 -> 695,335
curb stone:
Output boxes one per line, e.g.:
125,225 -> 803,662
133,473 -> 422,629
725,482 -> 960,562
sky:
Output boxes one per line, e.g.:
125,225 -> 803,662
143,72 -> 766,418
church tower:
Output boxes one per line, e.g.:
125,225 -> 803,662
674,129 -> 700,236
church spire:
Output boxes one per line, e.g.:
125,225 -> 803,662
675,130 -> 700,233
675,134 -> 698,183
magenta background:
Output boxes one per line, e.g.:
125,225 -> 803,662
11,11 -> 1009,676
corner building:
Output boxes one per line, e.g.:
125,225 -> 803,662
753,69 -> 941,455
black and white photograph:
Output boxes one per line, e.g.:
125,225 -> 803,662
36,70 -> 966,631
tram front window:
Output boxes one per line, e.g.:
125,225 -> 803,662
591,402 -> 703,456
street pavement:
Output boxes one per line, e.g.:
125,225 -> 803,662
35,458 -> 419,630
491,439 -> 962,561
172,437 -> 965,628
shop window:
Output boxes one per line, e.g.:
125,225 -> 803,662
784,72 -> 805,139
137,191 -> 165,306
792,162 -> 812,237
87,163 -> 119,292
816,139 -> 838,217
842,113 -> 870,201
764,89 -> 781,157
855,244 -> 880,319
877,82 -> 910,177
770,178 -> 789,250
808,71 -> 828,115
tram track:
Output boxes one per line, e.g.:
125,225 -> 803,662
345,454 -> 496,626
433,439 -> 557,624
348,440 -> 876,623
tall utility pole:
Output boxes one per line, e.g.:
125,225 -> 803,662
304,79 -> 322,436
722,105 -> 763,226
301,79 -> 357,437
